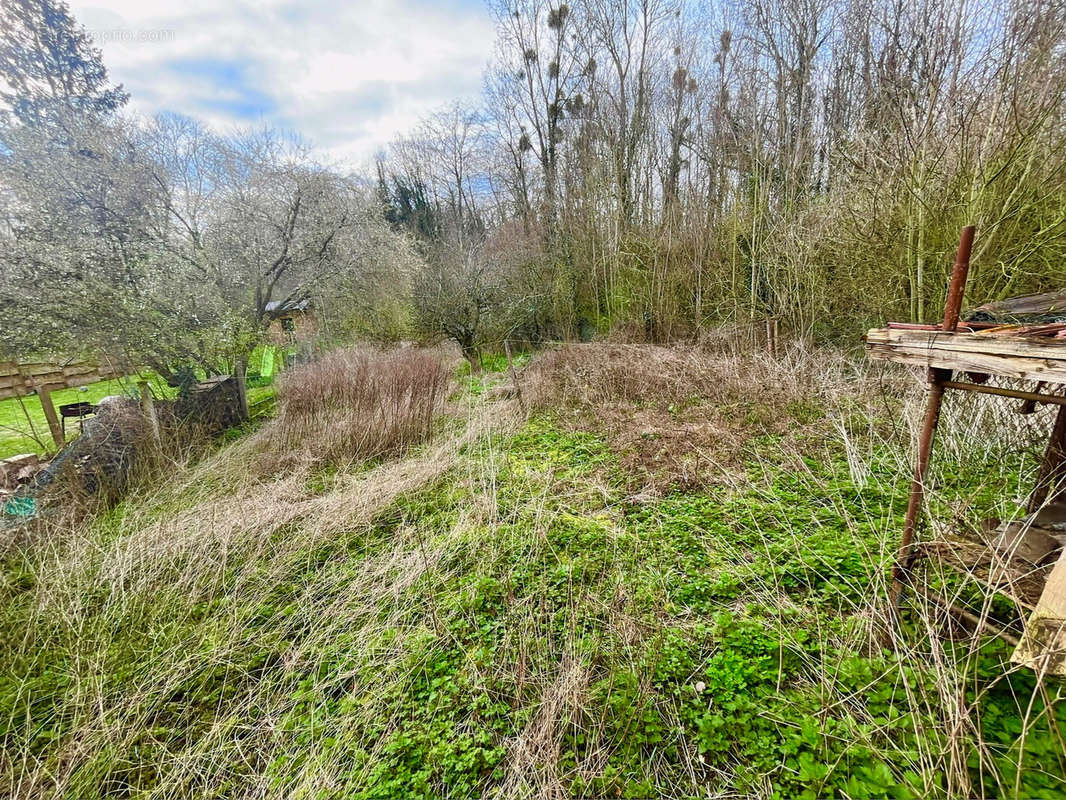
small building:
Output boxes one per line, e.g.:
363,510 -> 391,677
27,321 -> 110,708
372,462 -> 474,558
265,299 -> 316,345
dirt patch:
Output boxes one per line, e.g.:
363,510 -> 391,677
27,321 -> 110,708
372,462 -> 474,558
598,405 -> 745,490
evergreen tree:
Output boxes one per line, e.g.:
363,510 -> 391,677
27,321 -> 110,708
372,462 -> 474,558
0,0 -> 128,127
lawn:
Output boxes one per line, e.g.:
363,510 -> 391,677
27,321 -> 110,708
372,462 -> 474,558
0,374 -> 174,460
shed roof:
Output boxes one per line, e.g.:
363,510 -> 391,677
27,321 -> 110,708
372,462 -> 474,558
265,298 -> 312,314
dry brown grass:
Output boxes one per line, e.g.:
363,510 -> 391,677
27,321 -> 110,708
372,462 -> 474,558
261,346 -> 451,473
521,340 -> 882,491
499,654 -> 589,799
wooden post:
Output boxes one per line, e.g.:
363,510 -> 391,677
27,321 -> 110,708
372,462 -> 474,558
138,380 -> 161,445
1028,404 -> 1066,513
36,384 -> 64,449
234,359 -> 250,422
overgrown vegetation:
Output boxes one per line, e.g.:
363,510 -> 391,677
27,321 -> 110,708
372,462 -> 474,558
2,343 -> 1062,798
1,0 -> 1064,796
261,346 -> 451,472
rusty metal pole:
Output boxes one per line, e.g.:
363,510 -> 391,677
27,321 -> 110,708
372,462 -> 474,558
941,226 -> 975,332
890,225 -> 975,610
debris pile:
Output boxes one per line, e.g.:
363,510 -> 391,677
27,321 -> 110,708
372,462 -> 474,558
0,453 -> 41,489
1,454 -> 44,517
58,397 -> 152,498
175,375 -> 245,433
968,290 -> 1066,326
866,225 -> 1066,675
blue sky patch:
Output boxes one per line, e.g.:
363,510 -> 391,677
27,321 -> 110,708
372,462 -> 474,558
164,57 -> 278,120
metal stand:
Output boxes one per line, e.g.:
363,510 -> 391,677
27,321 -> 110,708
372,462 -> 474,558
889,225 -> 1066,641
890,226 -> 975,608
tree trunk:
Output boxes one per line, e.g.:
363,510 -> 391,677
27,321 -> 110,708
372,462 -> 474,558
463,345 -> 481,373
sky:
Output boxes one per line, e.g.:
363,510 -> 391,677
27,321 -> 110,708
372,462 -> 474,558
66,0 -> 497,170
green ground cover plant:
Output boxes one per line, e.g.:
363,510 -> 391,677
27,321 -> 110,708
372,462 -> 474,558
1,343 -> 1062,798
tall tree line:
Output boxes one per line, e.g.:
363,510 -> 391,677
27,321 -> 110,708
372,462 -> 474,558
5,0 -> 1065,369
382,0 -> 1066,345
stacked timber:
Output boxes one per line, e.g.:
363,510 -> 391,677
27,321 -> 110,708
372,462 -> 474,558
866,327 -> 1066,383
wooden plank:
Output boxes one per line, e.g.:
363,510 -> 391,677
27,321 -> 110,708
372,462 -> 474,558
867,327 -> 1066,358
0,358 -> 133,399
972,290 -> 1066,320
62,364 -> 97,377
36,385 -> 64,448
866,341 -> 1066,377
0,385 -> 31,401
62,372 -> 109,389
866,342 -> 1066,384
24,372 -> 67,388
1012,550 -> 1066,676
18,362 -> 61,376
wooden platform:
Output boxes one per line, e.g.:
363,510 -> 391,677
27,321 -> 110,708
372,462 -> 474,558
866,328 -> 1066,383
872,320 -> 1066,673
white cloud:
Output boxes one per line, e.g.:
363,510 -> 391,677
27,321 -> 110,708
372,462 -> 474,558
66,0 -> 496,169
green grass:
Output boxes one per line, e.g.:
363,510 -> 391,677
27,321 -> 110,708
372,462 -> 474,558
1,357 -> 1063,798
0,373 -> 174,460
0,375 -> 279,460
247,383 -> 277,411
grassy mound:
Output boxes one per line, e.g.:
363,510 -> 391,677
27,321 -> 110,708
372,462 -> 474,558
1,344 -> 1063,799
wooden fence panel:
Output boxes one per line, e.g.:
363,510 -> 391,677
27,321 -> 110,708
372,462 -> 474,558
0,360 -> 129,401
